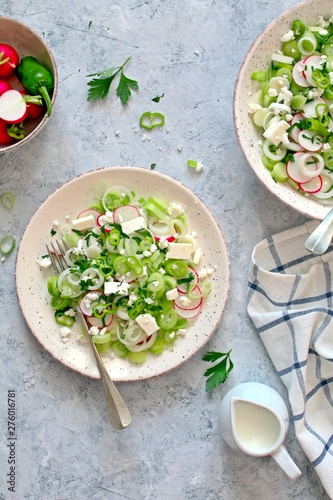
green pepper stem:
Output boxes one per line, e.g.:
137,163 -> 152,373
38,85 -> 53,116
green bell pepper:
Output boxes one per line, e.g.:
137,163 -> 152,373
16,56 -> 54,116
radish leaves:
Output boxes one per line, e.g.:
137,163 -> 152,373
87,56 -> 138,105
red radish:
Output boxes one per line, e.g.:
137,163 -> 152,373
289,112 -> 303,142
297,152 -> 324,178
97,213 -> 114,232
79,291 -> 104,316
76,208 -> 101,221
86,314 -> 114,328
299,175 -> 323,193
0,119 -> 14,144
0,44 -> 19,77
292,60 -> 309,87
297,130 -> 323,152
19,90 -> 44,120
177,266 -> 199,294
113,205 -> 140,224
0,89 -> 27,123
286,153 -> 312,183
302,55 -> 324,87
0,80 -> 11,96
302,97 -> 326,119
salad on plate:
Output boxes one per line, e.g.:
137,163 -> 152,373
42,183 -> 213,365
249,14 -> 333,202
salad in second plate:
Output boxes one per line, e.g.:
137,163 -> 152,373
42,183 -> 213,364
249,14 -> 333,202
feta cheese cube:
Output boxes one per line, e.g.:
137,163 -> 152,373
263,119 -> 290,146
121,216 -> 146,235
72,214 -> 95,231
136,313 -> 159,335
166,242 -> 193,260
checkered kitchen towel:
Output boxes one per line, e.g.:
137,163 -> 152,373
248,220 -> 333,498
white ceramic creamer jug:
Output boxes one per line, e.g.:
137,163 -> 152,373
218,382 -> 301,480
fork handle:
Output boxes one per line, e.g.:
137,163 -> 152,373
87,334 -> 132,429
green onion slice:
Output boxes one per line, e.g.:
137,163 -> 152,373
0,234 -> 16,255
1,192 -> 14,209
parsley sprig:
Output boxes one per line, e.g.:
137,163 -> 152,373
203,350 -> 234,391
86,56 -> 139,104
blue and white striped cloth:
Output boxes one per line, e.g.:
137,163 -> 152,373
248,220 -> 333,498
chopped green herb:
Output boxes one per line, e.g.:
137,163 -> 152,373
50,228 -> 56,236
152,93 -> 164,103
88,20 -> 92,28
87,56 -> 139,105
203,350 -> 234,391
150,163 -> 157,170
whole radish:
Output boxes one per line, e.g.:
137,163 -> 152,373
0,44 -> 19,77
0,80 -> 12,96
0,119 -> 14,144
20,90 -> 44,120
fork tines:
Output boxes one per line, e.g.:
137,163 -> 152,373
46,240 -> 68,275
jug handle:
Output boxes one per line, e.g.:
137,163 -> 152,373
271,445 -> 302,480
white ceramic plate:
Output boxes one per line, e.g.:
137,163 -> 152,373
16,166 -> 230,382
234,0 -> 333,221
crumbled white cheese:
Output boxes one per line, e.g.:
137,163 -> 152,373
280,30 -> 295,42
59,326 -> 71,343
277,87 -> 293,106
88,326 -> 99,336
268,88 -> 278,97
167,202 -> 185,217
158,238 -> 169,250
192,247 -> 203,265
178,296 -> 192,307
166,288 -> 179,300
64,308 -> 76,317
37,256 -> 52,269
248,103 -> 262,114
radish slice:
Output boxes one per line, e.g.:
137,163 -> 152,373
292,60 -> 309,87
302,55 -> 324,87
177,266 -> 199,294
286,153 -> 313,183
77,208 -> 101,222
174,301 -> 201,319
313,173 -> 333,198
174,286 -> 203,310
297,130 -> 323,152
96,213 -> 114,233
149,218 -> 177,241
289,113 -> 303,142
86,314 -> 114,328
302,97 -> 326,118
113,205 -> 140,224
299,175 -> 323,193
80,291 -> 104,316
0,89 -> 27,123
298,152 -> 324,177
286,141 -> 304,152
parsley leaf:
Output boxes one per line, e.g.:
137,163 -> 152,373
203,350 -> 233,391
87,56 -> 138,105
116,72 -> 139,105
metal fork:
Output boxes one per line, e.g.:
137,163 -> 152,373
46,240 -> 131,430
